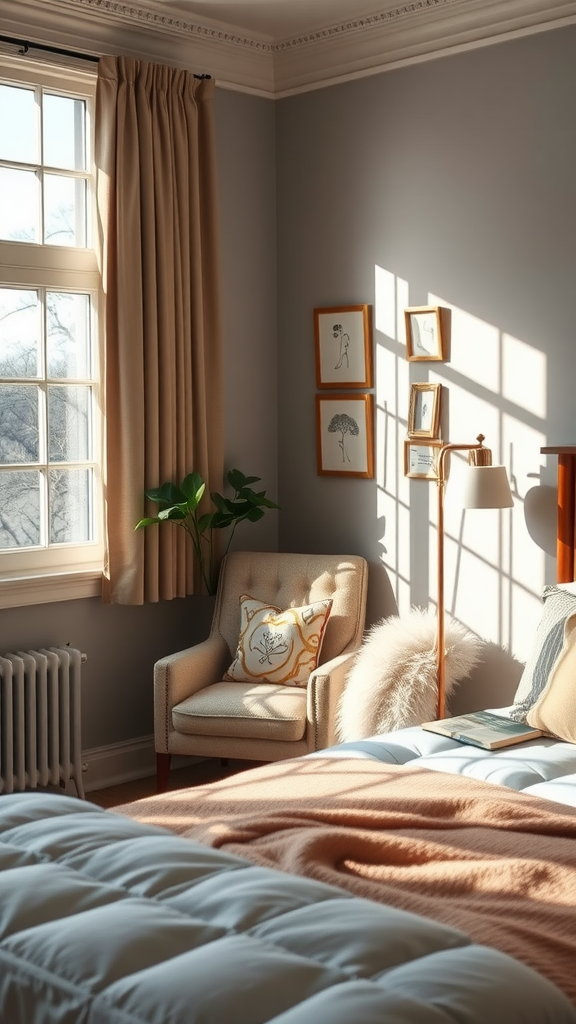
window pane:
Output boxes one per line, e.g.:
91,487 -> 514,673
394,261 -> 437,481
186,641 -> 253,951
0,289 -> 41,378
0,384 -> 39,463
43,94 -> 86,171
48,385 -> 91,462
0,470 -> 41,548
0,84 -> 38,163
44,174 -> 86,247
49,467 -> 92,543
0,167 -> 39,242
46,292 -> 91,378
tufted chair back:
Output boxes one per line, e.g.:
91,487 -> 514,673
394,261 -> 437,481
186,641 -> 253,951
213,551 -> 367,664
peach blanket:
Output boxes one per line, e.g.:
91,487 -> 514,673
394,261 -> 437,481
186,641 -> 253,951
117,757 -> 576,1005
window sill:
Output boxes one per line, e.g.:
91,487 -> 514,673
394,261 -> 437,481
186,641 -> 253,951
0,570 -> 103,610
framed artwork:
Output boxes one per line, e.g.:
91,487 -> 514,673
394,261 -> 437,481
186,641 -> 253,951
408,382 -> 442,439
405,306 -> 447,361
316,393 -> 374,478
314,304 -> 372,388
404,438 -> 443,480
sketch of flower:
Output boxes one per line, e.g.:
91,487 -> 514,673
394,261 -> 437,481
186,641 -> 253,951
328,413 -> 359,463
332,323 -> 350,370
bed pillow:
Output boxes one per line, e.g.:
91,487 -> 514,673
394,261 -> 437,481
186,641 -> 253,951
224,594 -> 333,688
510,582 -> 576,722
526,611 -> 576,743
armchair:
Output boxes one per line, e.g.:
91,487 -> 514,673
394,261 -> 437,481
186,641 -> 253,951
154,550 -> 368,792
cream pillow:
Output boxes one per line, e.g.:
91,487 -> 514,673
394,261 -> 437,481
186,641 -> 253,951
526,610 -> 576,743
224,594 -> 333,687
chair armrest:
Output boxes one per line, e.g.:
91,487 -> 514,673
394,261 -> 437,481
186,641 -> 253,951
154,636 -> 230,752
307,650 -> 358,750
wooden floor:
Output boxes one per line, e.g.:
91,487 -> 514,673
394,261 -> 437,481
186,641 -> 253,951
88,758 -> 262,809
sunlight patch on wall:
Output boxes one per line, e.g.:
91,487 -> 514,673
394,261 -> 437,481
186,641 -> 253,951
374,265 -> 409,344
426,295 -> 548,655
503,412 -> 547,595
374,310 -> 411,600
430,298 -> 501,394
442,380 -> 503,449
373,272 -> 550,660
503,333 -> 546,419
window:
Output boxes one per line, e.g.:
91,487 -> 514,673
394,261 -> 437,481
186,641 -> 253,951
0,57 -> 102,607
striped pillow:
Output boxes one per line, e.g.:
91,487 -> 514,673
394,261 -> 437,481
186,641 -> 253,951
510,582 -> 576,722
526,611 -> 576,742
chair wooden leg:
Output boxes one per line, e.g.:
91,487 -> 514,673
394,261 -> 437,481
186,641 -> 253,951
156,752 -> 171,794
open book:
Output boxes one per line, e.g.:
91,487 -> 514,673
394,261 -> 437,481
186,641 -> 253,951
421,710 -> 543,750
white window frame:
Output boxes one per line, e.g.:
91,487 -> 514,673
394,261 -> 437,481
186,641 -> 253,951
0,55 -> 103,609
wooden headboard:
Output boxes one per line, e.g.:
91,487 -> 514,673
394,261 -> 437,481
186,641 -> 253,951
541,446 -> 576,582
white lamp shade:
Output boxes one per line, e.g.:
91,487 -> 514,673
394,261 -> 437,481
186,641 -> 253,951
458,465 -> 514,509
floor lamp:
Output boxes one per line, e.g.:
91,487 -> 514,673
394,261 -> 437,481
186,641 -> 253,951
435,434 -> 513,720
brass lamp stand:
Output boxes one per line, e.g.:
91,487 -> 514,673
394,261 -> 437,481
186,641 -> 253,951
435,434 -> 513,720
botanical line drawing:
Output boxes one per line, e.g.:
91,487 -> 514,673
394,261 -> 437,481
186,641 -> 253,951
333,323 -> 350,370
328,412 -> 359,463
255,629 -> 289,665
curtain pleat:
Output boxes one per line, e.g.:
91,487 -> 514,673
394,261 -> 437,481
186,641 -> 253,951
95,56 -> 224,604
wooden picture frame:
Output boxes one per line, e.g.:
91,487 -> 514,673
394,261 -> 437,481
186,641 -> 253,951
405,306 -> 447,362
316,393 -> 374,478
404,438 -> 443,479
408,382 -> 442,439
314,304 -> 372,388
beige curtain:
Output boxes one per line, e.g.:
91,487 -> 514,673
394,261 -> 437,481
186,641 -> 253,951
95,56 -> 224,604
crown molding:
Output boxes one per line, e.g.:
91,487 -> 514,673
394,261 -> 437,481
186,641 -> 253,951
2,0 -> 576,97
272,0 -> 576,95
0,0 -> 275,95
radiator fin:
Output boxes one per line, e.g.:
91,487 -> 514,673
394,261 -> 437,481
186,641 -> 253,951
0,647 -> 84,799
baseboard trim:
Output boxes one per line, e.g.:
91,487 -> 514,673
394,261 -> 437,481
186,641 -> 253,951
80,735 -> 202,794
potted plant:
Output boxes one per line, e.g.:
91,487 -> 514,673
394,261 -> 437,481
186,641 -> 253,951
135,468 -> 280,595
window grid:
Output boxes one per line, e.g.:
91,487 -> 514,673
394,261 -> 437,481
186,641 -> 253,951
0,58 -> 102,583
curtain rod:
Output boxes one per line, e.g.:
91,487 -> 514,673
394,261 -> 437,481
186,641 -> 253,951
0,34 -> 211,78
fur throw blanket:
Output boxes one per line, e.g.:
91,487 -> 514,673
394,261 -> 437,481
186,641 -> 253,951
336,607 -> 484,741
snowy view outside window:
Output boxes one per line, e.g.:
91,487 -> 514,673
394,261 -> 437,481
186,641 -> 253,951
0,61 -> 102,581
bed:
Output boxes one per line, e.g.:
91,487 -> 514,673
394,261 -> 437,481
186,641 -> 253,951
1,726 -> 576,1024
2,581 -> 576,1023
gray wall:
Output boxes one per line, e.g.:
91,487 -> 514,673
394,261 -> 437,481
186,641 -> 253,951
276,26 -> 576,694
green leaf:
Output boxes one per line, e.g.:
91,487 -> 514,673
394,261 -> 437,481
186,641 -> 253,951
135,516 -> 161,530
197,512 -> 215,533
212,510 -> 235,529
181,473 -> 206,508
157,506 -> 187,521
227,468 -> 261,490
246,507 -> 265,522
145,482 -> 186,506
210,491 -> 228,513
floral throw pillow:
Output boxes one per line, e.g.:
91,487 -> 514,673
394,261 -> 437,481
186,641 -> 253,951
224,594 -> 333,687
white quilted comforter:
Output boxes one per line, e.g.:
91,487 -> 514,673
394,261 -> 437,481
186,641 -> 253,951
1,789 -> 575,1024
317,721 -> 576,807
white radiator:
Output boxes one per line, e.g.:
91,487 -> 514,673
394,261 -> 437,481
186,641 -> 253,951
0,647 -> 85,799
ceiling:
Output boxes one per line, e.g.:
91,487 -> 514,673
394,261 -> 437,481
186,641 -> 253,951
3,0 -> 576,96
